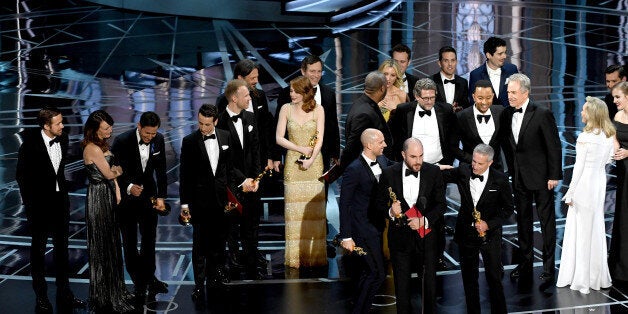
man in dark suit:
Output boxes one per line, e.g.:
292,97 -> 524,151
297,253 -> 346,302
389,78 -> 457,165
217,59 -> 275,173
442,144 -> 513,314
604,64 -> 626,120
340,71 -> 393,170
339,128 -> 391,314
377,137 -> 446,314
391,43 -> 418,100
500,73 -> 562,284
111,111 -> 168,300
275,55 -> 340,171
432,46 -> 469,112
179,104 -> 253,308
16,106 -> 85,313
454,80 -> 504,171
468,37 -> 519,107
216,79 -> 264,280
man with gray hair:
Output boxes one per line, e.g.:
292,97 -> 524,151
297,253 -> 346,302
340,71 -> 393,170
442,143 -> 513,313
501,73 -> 562,286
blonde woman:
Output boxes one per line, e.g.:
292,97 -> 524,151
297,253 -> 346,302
378,59 -> 409,121
557,96 -> 615,293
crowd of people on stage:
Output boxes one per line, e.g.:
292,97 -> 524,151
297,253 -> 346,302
15,36 -> 628,313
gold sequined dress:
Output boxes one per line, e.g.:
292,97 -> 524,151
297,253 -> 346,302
283,104 -> 327,268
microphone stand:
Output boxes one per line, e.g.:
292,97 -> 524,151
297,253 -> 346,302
417,196 -> 427,314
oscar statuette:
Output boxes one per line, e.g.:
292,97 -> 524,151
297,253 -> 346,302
472,207 -> 486,242
178,208 -> 191,226
388,187 -> 406,226
150,197 -> 171,216
296,131 -> 318,165
332,234 -> 367,256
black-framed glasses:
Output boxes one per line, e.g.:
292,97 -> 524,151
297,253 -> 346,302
418,96 -> 436,101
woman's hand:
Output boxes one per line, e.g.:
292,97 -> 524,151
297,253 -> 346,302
298,157 -> 315,170
111,165 -> 123,177
615,147 -> 628,160
300,146 -> 313,157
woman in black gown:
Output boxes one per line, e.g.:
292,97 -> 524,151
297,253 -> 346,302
82,110 -> 134,312
610,81 -> 628,283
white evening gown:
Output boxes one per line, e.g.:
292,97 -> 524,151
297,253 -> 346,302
557,130 -> 614,294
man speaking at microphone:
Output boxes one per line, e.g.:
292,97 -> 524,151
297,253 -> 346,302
376,137 -> 446,314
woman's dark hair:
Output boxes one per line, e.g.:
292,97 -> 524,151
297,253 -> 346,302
81,110 -> 114,152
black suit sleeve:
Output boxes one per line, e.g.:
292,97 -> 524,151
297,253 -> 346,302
322,87 -> 340,161
178,136 -> 193,206
154,134 -> 168,198
541,110 -> 563,180
15,138 -> 32,207
424,166 -> 446,225
110,133 -> 131,194
341,112 -> 371,169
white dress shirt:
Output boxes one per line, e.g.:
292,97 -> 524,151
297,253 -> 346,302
313,84 -> 322,106
472,106 -> 495,144
136,129 -> 150,172
411,106 -> 443,164
362,153 -> 381,182
226,107 -> 245,148
401,74 -> 409,94
203,132 -> 219,175
487,65 -> 502,98
402,163 -> 420,208
470,168 -> 489,207
511,99 -> 529,144
440,72 -> 455,105
41,130 -> 61,191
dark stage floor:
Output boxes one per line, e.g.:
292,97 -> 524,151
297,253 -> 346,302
1,0 -> 627,313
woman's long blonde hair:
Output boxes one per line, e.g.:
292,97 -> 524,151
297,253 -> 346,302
378,59 -> 403,88
583,96 -> 616,138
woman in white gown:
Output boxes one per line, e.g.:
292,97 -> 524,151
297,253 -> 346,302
557,96 -> 615,294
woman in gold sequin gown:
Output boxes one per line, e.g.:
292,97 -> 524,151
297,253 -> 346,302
276,76 -> 327,268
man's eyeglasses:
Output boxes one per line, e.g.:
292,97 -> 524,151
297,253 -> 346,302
418,96 -> 436,101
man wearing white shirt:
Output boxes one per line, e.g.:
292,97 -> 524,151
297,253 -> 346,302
16,106 -> 85,312
454,80 -> 504,170
432,46 -> 469,112
377,137 -> 446,313
468,37 -> 519,107
442,144 -> 513,313
500,73 -> 562,285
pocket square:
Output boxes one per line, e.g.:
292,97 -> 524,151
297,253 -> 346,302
221,145 -> 229,150
152,151 -> 161,156
489,189 -> 497,192
248,125 -> 254,132
257,105 -> 263,109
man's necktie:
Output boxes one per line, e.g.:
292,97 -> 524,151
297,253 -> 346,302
49,137 -> 61,146
476,114 -> 491,123
405,169 -> 418,177
471,173 -> 484,182
203,134 -> 216,141
418,110 -> 431,117
443,79 -> 455,84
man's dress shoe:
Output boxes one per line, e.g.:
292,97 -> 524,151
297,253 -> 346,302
35,296 -> 53,313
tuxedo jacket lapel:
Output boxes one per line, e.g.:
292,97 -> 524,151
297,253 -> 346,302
465,111 -> 481,143
196,132 -> 214,177
518,105 -> 535,145
359,156 -> 377,184
406,103 -> 417,138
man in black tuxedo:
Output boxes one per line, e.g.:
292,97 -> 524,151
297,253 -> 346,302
179,104 -> 253,307
217,59 -> 274,172
432,46 -> 469,112
216,79 -> 264,279
339,128 -> 391,314
111,111 -> 168,299
468,37 -> 519,107
389,78 -> 457,165
275,55 -> 340,171
501,73 -> 562,284
377,137 -> 446,314
442,144 -> 513,314
16,106 -> 85,313
391,43 -> 418,100
604,64 -> 626,120
389,78 -> 457,270
340,71 -> 393,170
454,80 -> 504,171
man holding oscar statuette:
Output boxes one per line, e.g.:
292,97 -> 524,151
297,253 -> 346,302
441,144 -> 513,313
376,137 -> 445,314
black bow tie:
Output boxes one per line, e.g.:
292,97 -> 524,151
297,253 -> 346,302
369,161 -> 378,167
405,169 -> 418,178
402,76 -> 407,82
418,110 -> 431,117
443,79 -> 455,84
139,139 -> 150,146
231,113 -> 243,122
513,107 -> 523,113
203,133 -> 216,141
471,173 -> 484,181
49,137 -> 61,146
477,114 -> 491,123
